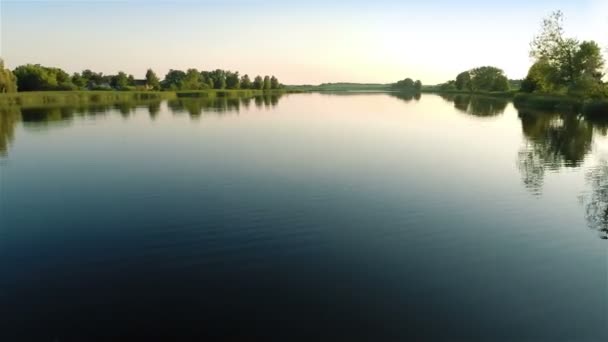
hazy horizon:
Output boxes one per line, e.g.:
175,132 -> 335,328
1,0 -> 606,85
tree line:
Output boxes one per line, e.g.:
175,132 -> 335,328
0,63 -> 282,92
437,10 -> 605,97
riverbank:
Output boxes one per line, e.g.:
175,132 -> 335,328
421,89 -> 517,98
512,93 -> 608,117
423,89 -> 608,116
0,89 -> 291,109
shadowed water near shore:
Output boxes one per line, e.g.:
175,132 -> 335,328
1,93 -> 607,341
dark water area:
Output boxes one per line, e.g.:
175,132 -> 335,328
1,93 -> 607,341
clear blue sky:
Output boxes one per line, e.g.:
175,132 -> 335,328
1,0 -> 605,84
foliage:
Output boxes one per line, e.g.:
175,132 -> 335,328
392,77 -> 422,92
208,69 -> 227,90
161,70 -> 186,91
270,76 -> 280,89
110,72 -> 130,90
528,11 -> 605,96
263,76 -> 271,90
445,67 -> 509,93
253,75 -> 264,90
469,66 -> 510,92
240,74 -> 252,89
71,73 -> 87,88
455,72 -> 472,91
225,71 -> 240,89
182,69 -> 204,90
81,69 -> 106,89
145,69 -> 161,90
521,59 -> 561,93
13,64 -> 76,91
0,59 -> 18,93
439,80 -> 457,91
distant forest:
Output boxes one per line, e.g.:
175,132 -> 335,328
0,63 -> 282,92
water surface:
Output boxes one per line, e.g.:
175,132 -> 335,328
1,93 -> 607,341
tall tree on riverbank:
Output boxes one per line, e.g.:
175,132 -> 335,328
527,11 -> 605,95
226,71 -> 240,89
270,76 -> 280,89
0,59 -> 17,93
253,75 -> 264,90
145,69 -> 161,90
209,69 -> 227,90
263,76 -> 271,90
240,74 -> 252,89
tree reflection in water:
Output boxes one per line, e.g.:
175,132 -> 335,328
517,110 -> 593,195
0,94 -> 285,156
516,108 -> 608,239
440,94 -> 509,117
581,161 -> 608,239
0,107 -> 21,156
388,92 -> 421,102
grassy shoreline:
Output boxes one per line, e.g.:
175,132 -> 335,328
423,89 -> 608,116
421,89 -> 518,98
0,89 -> 291,109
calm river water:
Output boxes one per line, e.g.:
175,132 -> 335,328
1,93 -> 606,340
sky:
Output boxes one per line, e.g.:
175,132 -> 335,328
0,0 -> 606,85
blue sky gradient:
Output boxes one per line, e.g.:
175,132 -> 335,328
1,0 -> 605,84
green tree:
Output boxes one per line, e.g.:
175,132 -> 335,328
225,71 -> 240,89
571,41 -> 605,95
110,72 -> 129,90
200,71 -> 214,89
81,69 -> 104,88
414,80 -> 422,92
240,74 -> 252,89
0,59 -> 17,93
145,69 -> 160,90
263,75 -> 271,90
127,74 -> 136,87
521,59 -> 560,93
182,68 -> 202,90
270,76 -> 280,89
455,71 -> 472,91
51,68 -> 75,90
209,69 -> 227,89
253,75 -> 264,90
71,72 -> 87,89
162,69 -> 186,90
469,66 -> 510,92
530,11 -> 582,88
